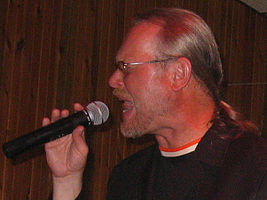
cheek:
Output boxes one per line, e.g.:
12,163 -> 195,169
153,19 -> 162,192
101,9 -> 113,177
124,71 -> 151,96
123,68 -> 167,105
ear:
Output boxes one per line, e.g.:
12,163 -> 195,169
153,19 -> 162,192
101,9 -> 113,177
168,57 -> 192,91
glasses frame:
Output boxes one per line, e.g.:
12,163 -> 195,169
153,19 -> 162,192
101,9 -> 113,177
115,57 -> 179,73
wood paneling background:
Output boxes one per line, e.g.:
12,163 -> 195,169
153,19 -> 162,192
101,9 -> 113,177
0,0 -> 266,199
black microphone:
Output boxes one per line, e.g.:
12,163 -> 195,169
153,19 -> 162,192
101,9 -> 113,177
2,101 -> 109,159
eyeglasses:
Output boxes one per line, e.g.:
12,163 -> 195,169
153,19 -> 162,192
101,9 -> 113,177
115,57 -> 179,73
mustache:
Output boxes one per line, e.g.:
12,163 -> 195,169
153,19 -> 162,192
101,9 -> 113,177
112,89 -> 132,100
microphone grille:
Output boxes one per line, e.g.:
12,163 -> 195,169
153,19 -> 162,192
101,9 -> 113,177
86,101 -> 109,125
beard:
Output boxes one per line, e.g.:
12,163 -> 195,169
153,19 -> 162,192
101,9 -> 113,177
113,86 -> 171,139
120,96 -> 171,139
120,109 -> 154,138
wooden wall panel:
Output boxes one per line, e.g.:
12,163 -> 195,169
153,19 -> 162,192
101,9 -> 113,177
0,0 -> 265,199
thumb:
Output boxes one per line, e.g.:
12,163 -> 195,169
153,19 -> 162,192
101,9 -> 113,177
72,126 -> 89,156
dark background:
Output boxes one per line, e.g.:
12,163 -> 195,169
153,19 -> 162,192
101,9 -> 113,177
0,0 -> 266,199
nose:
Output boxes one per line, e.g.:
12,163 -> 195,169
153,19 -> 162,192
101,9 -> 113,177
108,69 -> 125,89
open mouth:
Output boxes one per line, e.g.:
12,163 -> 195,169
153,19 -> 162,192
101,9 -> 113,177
113,89 -> 135,120
122,100 -> 134,113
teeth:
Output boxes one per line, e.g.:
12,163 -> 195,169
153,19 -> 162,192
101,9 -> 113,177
122,101 -> 133,113
122,106 -> 130,112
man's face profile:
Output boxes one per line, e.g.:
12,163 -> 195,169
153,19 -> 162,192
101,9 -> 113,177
109,22 -> 172,138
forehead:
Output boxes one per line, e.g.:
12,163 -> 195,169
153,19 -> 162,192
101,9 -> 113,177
116,22 -> 161,61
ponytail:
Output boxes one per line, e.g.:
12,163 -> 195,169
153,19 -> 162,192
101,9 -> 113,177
212,100 -> 260,137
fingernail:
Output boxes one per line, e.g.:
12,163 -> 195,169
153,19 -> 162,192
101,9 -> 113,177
78,126 -> 84,132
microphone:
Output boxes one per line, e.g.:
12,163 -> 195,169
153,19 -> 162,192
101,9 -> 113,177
2,101 -> 109,159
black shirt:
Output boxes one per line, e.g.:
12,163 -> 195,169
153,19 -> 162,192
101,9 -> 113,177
50,124 -> 266,200
107,127 -> 266,200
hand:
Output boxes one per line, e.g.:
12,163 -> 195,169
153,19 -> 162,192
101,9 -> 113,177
43,103 -> 89,199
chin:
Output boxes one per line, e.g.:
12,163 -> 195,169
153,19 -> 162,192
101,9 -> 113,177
120,124 -> 145,139
120,111 -> 153,138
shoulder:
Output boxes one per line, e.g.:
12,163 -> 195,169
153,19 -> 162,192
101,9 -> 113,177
226,131 -> 266,165
212,131 -> 267,199
222,131 -> 266,182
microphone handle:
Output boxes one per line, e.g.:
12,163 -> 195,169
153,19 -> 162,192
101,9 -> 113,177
2,111 -> 90,158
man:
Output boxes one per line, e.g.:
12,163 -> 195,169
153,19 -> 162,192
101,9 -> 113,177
45,8 -> 266,200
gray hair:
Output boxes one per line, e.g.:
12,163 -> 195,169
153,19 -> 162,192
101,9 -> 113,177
134,8 -> 223,103
134,8 -> 260,135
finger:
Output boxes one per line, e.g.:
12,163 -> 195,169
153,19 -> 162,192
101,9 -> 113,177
51,109 -> 60,123
73,103 -> 84,112
61,109 -> 69,118
42,117 -> 50,126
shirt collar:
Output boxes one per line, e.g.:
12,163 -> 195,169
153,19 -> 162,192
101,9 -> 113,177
159,137 -> 202,157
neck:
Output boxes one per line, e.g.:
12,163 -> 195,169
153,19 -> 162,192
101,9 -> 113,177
154,87 -> 215,149
155,119 -> 212,149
